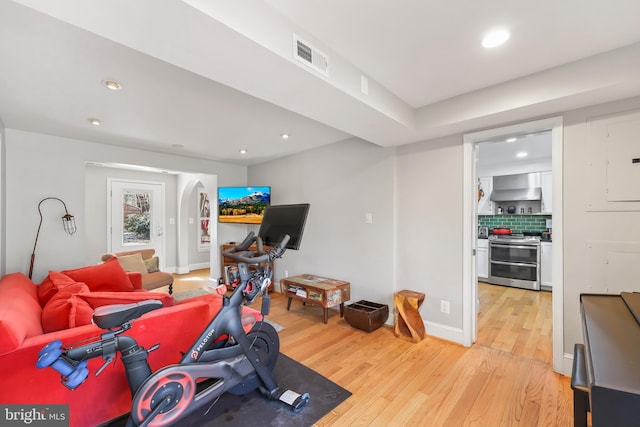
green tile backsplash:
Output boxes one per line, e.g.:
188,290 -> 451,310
479,215 -> 551,233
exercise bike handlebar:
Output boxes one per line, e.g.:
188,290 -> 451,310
223,232 -> 290,264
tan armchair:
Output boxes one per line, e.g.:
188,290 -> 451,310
101,249 -> 174,294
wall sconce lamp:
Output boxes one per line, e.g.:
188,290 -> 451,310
28,197 -> 77,279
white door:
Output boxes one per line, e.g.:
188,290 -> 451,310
108,179 -> 165,260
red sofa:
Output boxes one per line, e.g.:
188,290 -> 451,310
0,265 -> 260,427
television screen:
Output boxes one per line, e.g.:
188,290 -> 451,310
258,203 -> 310,250
218,186 -> 271,224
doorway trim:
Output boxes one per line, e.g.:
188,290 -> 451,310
462,116 -> 567,374
106,178 -> 166,265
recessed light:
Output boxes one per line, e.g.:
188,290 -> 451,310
482,29 -> 510,48
103,80 -> 123,91
516,151 -> 528,158
171,143 -> 184,148
281,133 -> 289,140
506,137 -> 517,142
239,149 -> 247,154
88,118 -> 102,126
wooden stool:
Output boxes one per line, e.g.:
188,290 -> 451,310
394,290 -> 426,343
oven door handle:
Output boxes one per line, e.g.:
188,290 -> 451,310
490,260 -> 537,267
490,243 -> 539,250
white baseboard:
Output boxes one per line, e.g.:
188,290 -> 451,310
425,321 -> 465,345
559,352 -> 573,376
171,262 -> 210,276
382,317 -> 465,346
189,262 -> 210,271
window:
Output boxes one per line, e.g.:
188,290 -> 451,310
122,190 -> 151,245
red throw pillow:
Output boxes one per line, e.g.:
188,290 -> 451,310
37,271 -> 83,306
41,283 -> 93,333
78,291 -> 174,309
37,276 -> 56,307
50,271 -> 77,288
62,258 -> 135,292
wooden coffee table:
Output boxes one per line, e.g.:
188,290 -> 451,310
280,274 -> 350,324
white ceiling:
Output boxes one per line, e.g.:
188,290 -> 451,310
264,0 -> 640,107
1,0 -> 640,166
477,131 -> 552,170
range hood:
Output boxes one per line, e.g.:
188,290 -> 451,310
490,173 -> 542,201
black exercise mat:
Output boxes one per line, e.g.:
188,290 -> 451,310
106,353 -> 350,427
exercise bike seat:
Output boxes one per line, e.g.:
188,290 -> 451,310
93,300 -> 163,329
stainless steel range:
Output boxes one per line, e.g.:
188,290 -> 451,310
488,234 -> 540,290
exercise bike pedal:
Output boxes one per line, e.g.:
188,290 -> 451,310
278,389 -> 310,412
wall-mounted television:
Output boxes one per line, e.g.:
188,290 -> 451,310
258,203 -> 310,250
218,186 -> 271,224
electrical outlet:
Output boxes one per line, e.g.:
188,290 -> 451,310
440,300 -> 450,314
284,270 -> 289,278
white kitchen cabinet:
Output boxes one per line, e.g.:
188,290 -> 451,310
540,241 -> 552,291
477,239 -> 489,280
541,171 -> 552,214
478,176 -> 493,215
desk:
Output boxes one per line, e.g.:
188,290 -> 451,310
280,274 -> 350,324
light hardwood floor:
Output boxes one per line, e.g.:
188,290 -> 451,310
168,271 -> 572,426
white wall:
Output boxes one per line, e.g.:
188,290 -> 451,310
249,95 -> 640,354
562,96 -> 640,352
249,137 -> 397,310
250,134 -> 466,336
4,129 -> 247,282
395,135 -> 465,336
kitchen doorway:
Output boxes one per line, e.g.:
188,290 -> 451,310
462,116 -> 567,374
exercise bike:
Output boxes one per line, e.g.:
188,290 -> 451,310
36,232 -> 309,426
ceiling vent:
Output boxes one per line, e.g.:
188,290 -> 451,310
293,34 -> 329,77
